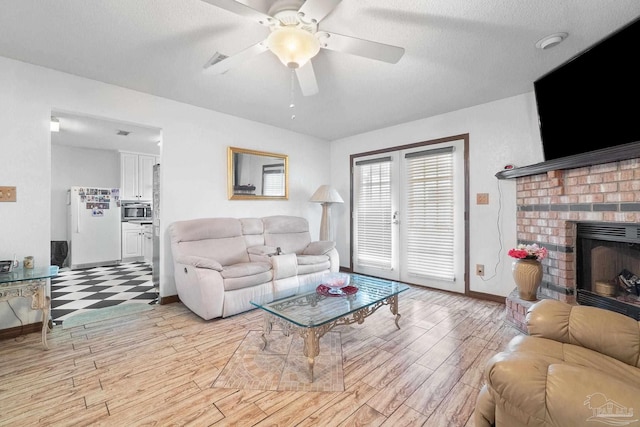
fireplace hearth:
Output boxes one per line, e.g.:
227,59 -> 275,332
576,222 -> 640,320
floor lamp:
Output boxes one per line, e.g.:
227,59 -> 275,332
310,185 -> 344,241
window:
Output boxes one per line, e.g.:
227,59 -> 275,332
262,163 -> 285,196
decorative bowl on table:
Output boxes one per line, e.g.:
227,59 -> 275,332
320,272 -> 352,295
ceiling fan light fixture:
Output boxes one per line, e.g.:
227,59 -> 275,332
267,26 -> 320,68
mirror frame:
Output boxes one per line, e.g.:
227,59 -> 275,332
227,146 -> 289,200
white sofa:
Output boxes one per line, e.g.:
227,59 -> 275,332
168,215 -> 339,320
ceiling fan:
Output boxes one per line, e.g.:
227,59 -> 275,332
201,0 -> 405,96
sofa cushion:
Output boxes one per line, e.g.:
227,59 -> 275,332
508,335 -> 640,386
222,270 -> 274,291
296,255 -> 330,275
177,236 -> 250,266
171,217 -> 242,240
484,350 -> 640,427
303,241 -> 336,255
221,261 -> 272,279
241,218 -> 265,247
263,215 -> 312,254
170,218 -> 250,266
174,255 -> 223,271
527,299 -> 640,368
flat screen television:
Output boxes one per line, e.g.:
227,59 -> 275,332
534,17 -> 640,162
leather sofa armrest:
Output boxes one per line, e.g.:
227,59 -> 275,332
303,240 -> 336,256
527,299 -> 640,366
175,255 -> 223,271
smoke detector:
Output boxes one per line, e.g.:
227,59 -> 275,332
536,33 -> 568,50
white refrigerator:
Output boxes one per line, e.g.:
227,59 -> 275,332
67,186 -> 122,269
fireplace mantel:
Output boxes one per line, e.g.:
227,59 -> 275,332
496,140 -> 640,179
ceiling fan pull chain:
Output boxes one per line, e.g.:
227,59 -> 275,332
290,69 -> 296,120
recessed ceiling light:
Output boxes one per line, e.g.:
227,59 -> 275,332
536,32 -> 568,50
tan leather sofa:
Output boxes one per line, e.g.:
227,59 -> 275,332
475,299 -> 640,427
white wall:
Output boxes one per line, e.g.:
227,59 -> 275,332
0,56 -> 329,328
51,144 -> 120,241
330,93 -> 545,298
0,52 -> 547,331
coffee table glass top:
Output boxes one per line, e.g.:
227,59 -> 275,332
0,266 -> 59,285
250,274 -> 410,328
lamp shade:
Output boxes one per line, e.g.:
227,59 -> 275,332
266,26 -> 320,69
310,185 -> 344,204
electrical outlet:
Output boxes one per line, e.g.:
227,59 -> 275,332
0,186 -> 17,202
476,264 -> 485,276
477,193 -> 489,205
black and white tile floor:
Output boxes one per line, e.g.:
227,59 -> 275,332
51,262 -> 157,325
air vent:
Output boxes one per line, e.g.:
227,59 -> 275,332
204,52 -> 228,68
577,222 -> 640,244
117,130 -> 131,136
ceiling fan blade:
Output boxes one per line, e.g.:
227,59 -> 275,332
318,31 -> 405,64
203,41 -> 269,74
295,62 -> 319,96
200,0 -> 275,26
298,0 -> 342,23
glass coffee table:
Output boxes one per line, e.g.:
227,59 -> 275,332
250,274 -> 410,382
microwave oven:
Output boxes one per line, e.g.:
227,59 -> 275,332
122,202 -> 152,221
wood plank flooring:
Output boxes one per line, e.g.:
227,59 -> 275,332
0,285 -> 521,426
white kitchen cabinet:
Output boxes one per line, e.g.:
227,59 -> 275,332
122,222 -> 144,260
120,152 -> 156,201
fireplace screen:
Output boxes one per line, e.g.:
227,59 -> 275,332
576,222 -> 640,320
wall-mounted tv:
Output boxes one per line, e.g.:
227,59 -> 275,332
534,17 -> 640,162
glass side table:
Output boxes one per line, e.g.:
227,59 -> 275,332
0,266 -> 59,349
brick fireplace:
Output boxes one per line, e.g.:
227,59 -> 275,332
505,158 -> 640,330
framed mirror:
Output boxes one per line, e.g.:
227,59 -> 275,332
227,147 -> 288,200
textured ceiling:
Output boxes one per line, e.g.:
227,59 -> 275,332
2,0 -> 640,141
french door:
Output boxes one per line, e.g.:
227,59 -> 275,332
352,137 -> 466,293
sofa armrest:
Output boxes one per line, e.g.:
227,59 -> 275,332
175,255 -> 223,271
303,240 -> 336,256
526,299 -> 640,367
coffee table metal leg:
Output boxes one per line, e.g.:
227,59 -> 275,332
301,327 -> 321,382
260,314 -> 273,351
388,295 -> 401,329
41,296 -> 50,350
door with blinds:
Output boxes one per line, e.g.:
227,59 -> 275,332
352,138 -> 466,293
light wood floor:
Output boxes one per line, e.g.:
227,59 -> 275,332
0,285 -> 520,426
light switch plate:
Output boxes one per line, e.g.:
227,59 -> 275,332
477,193 -> 489,205
0,186 -> 17,202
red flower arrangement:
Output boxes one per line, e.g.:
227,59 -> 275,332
508,243 -> 548,261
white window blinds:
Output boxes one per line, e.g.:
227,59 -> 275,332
404,147 -> 455,281
262,164 -> 284,196
355,157 -> 393,269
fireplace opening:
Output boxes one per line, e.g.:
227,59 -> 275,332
576,222 -> 640,320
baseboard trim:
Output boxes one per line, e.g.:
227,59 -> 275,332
0,322 -> 44,342
159,294 -> 180,305
467,290 -> 506,304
